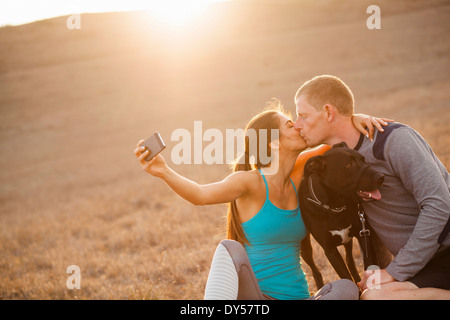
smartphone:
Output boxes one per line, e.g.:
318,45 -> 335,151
142,132 -> 166,162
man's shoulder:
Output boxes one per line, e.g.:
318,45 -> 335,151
355,122 -> 428,164
371,122 -> 424,161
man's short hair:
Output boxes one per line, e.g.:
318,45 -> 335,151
295,75 -> 354,116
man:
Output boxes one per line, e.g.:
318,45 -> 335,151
293,75 -> 450,299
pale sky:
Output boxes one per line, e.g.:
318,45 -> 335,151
0,0 -> 229,27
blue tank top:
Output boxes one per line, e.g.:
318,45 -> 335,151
241,169 -> 310,300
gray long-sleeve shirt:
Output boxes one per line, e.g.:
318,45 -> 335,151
354,122 -> 450,281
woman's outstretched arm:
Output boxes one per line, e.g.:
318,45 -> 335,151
134,140 -> 252,206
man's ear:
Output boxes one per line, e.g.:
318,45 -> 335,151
323,104 -> 336,123
332,142 -> 349,149
304,155 -> 326,175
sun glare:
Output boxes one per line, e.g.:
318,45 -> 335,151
146,0 -> 210,27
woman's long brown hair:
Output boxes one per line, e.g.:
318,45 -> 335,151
226,104 -> 288,245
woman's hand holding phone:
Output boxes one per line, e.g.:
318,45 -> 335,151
134,139 -> 169,178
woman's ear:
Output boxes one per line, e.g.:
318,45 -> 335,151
304,155 -> 326,175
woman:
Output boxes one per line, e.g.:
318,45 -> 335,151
133,105 -> 389,300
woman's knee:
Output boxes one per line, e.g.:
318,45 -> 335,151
219,239 -> 245,254
313,279 -> 360,300
329,279 -> 360,300
218,240 -> 248,270
334,279 -> 360,300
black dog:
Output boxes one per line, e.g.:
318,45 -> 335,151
298,142 -> 384,288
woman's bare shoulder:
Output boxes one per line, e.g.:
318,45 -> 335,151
227,169 -> 263,192
291,145 -> 331,185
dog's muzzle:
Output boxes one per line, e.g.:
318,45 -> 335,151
345,163 -> 370,202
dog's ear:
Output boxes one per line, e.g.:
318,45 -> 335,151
332,142 -> 349,149
304,155 -> 326,175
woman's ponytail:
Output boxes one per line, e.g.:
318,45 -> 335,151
226,108 -> 282,246
227,136 -> 252,245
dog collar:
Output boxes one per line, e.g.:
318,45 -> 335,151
307,176 -> 347,214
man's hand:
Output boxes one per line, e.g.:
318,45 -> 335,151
358,268 -> 396,291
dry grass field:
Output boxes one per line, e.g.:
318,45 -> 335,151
0,0 -> 449,299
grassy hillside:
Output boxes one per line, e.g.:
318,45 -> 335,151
0,0 -> 449,299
